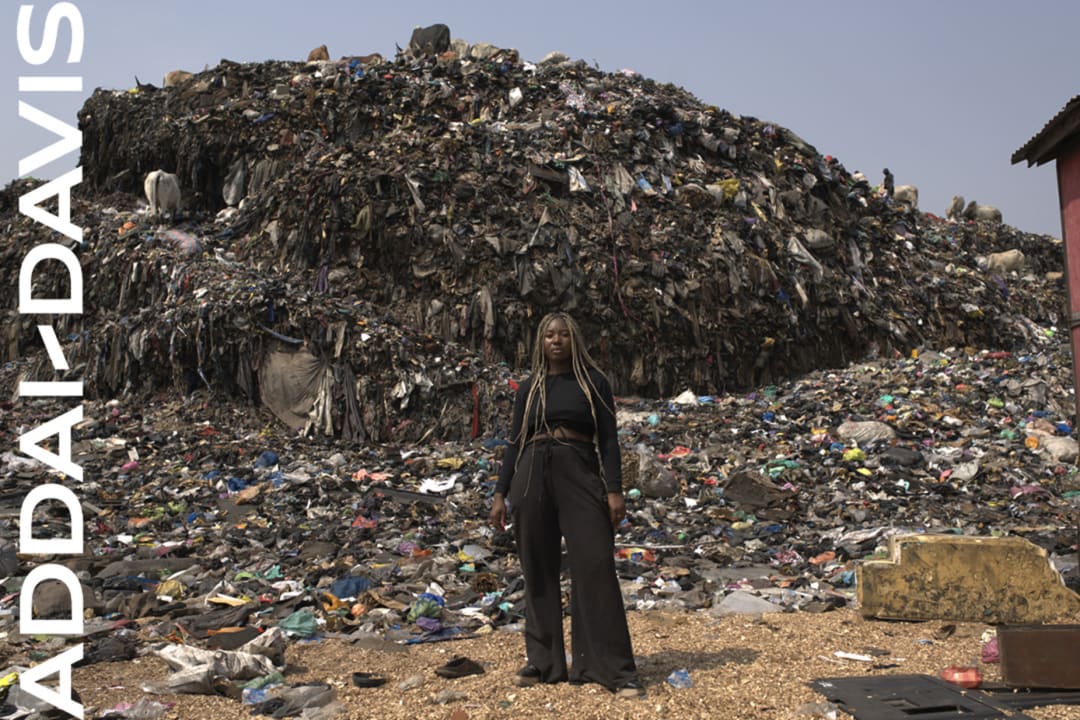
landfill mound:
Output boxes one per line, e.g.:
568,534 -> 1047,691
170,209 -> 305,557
2,329 -> 1080,711
1,37 -> 1079,718
2,42 -> 1066,442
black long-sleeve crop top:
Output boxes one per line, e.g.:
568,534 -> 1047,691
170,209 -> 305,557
495,368 -> 622,496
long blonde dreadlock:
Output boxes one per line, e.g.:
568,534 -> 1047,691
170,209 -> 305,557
511,312 -> 616,480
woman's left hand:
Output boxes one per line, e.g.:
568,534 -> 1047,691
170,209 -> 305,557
607,492 -> 627,527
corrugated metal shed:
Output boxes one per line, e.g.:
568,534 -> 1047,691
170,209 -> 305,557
1012,95 -> 1080,167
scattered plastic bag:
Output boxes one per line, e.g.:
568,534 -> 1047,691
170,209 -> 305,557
279,609 -> 320,638
99,698 -> 174,719
791,701 -> 838,719
143,643 -> 278,695
665,669 -> 693,688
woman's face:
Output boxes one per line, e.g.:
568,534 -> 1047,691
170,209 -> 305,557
542,317 -> 572,366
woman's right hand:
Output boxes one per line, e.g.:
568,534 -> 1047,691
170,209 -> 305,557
488,494 -> 507,531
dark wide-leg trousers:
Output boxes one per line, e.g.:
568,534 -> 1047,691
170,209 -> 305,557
509,439 -> 637,689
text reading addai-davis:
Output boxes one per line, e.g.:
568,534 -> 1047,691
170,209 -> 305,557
15,3 -> 87,717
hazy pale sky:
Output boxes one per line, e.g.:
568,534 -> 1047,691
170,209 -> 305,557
5,0 -> 1077,238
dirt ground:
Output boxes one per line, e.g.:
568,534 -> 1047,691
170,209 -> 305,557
72,607 -> 1080,720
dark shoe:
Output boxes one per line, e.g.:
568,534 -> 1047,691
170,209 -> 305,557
614,680 -> 646,699
211,677 -> 243,700
514,664 -> 542,687
352,671 -> 388,688
435,656 -> 485,679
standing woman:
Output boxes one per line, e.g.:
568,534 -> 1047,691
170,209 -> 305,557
488,312 -> 645,698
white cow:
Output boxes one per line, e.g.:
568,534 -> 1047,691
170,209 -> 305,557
946,195 -> 965,220
163,70 -> 193,87
893,185 -> 918,208
986,249 -> 1025,274
144,170 -> 182,220
964,202 -> 1003,223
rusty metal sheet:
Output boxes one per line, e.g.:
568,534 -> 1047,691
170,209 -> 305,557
1000,625 -> 1080,689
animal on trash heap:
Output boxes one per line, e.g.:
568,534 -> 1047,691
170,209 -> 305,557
163,69 -> 193,87
985,248 -> 1025,274
408,23 -> 451,56
946,195 -> 965,220
963,200 -> 1003,223
143,170 -> 182,220
893,184 -> 918,208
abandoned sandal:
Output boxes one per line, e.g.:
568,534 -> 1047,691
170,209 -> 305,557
434,656 -> 485,679
514,665 -> 542,687
613,680 -> 646,699
351,671 -> 388,688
